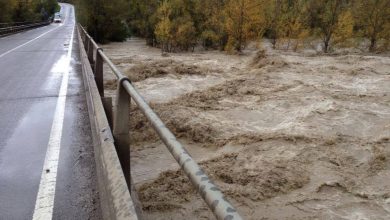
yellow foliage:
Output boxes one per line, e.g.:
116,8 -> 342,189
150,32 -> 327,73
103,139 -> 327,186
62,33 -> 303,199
333,10 -> 354,46
154,1 -> 172,44
155,18 -> 172,43
224,0 -> 267,52
154,0 -> 197,51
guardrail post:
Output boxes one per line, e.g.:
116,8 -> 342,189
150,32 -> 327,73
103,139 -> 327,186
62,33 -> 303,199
84,35 -> 89,52
102,97 -> 113,129
80,29 -> 84,44
95,49 -> 104,97
88,39 -> 94,64
113,77 -> 131,188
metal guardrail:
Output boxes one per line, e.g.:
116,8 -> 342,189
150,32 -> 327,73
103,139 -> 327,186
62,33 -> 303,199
0,21 -> 51,36
78,24 -> 243,220
0,21 -> 43,28
0,21 -> 30,28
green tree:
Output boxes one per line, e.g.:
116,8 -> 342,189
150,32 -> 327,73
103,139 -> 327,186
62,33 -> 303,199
127,0 -> 160,46
44,0 -> 60,15
0,0 -> 16,23
75,0 -> 129,43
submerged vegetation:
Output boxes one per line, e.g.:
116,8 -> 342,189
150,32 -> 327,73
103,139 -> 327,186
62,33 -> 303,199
36,0 -> 390,52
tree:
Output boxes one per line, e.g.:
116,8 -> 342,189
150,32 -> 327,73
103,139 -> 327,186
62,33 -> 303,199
154,0 -> 197,52
0,0 -> 60,23
281,0 -> 310,51
224,0 -> 267,52
195,0 -> 227,50
155,0 -> 172,52
333,9 -> 354,47
264,0 -> 309,50
307,0 -> 350,53
44,0 -> 60,15
175,18 -> 197,51
75,0 -> 129,43
266,0 -> 284,49
71,0 -> 390,53
0,0 -> 16,23
127,0 -> 160,46
12,0 -> 38,22
355,0 -> 390,52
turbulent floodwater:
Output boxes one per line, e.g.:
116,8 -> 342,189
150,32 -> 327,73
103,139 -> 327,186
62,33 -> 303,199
102,39 -> 390,220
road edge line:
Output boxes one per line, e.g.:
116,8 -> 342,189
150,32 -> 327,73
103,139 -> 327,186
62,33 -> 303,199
32,8 -> 75,220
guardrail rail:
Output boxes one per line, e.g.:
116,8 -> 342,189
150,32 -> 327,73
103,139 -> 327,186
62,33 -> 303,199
78,24 -> 243,220
0,21 -> 51,37
0,21 -> 34,28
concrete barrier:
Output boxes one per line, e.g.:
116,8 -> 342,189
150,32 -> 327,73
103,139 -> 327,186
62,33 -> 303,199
76,26 -> 139,220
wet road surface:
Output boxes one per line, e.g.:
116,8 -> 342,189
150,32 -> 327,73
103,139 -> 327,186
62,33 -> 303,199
0,4 -> 101,219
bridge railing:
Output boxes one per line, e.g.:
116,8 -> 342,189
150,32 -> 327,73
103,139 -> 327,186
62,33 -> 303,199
78,24 -> 242,220
0,21 -> 51,37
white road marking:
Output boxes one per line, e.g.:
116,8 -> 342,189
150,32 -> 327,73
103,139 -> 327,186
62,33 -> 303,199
0,25 -> 61,58
32,5 -> 75,220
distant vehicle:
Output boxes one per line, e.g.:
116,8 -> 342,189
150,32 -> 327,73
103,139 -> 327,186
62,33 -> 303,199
54,15 -> 61,23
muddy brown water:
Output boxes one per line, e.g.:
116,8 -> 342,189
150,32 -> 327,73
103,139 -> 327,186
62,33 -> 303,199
102,39 -> 390,220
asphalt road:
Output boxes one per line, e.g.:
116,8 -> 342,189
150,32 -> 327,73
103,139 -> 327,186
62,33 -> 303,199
0,4 -> 101,219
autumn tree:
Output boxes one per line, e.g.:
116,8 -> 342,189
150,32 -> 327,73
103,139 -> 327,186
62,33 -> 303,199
307,0 -> 350,53
154,0 -> 197,52
170,0 -> 197,51
332,9 -> 354,47
175,18 -> 197,51
71,0 -> 390,53
266,0 -> 285,49
194,0 -> 227,49
224,0 -> 267,52
264,0 -> 309,50
281,0 -> 310,50
354,0 -> 390,52
155,0 -> 172,51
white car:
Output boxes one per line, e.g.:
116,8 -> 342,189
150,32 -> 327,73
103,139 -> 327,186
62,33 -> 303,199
54,16 -> 61,23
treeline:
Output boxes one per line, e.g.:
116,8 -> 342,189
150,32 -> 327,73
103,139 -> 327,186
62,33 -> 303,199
75,0 -> 390,53
0,0 -> 60,23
